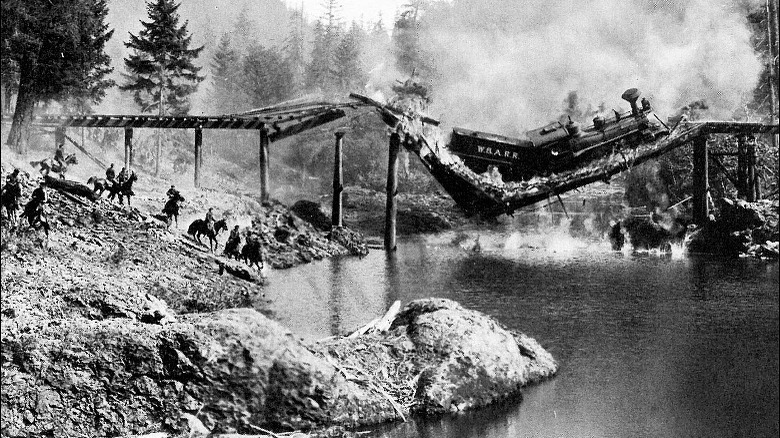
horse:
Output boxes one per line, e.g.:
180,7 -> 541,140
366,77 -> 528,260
107,172 -> 137,205
240,237 -> 265,270
87,176 -> 110,197
161,192 -> 185,227
187,218 -> 227,251
223,234 -> 241,260
30,153 -> 78,179
1,182 -> 22,225
20,198 -> 50,238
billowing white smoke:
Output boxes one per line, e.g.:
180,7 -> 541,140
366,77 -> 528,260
414,0 -> 762,135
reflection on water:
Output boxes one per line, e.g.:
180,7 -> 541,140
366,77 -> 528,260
262,230 -> 779,438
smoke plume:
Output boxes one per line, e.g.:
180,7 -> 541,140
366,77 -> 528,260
415,0 -> 762,135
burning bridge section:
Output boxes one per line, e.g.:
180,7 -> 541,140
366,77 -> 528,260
353,93 -> 778,221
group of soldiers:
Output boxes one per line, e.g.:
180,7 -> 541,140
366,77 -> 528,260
1,168 -> 49,234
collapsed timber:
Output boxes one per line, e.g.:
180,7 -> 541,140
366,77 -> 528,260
352,93 -> 778,218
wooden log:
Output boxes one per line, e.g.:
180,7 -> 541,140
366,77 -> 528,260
332,131 -> 344,227
216,259 -> 263,284
43,176 -> 97,201
194,128 -> 202,188
259,128 -> 269,202
692,136 -> 709,224
384,132 -> 401,250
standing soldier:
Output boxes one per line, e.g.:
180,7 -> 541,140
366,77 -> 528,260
105,163 -> 116,183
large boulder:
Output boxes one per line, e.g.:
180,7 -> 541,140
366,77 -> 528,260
0,308 -> 396,437
688,198 -> 779,257
393,299 -> 556,414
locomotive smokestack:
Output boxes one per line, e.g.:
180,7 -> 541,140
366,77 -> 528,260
621,88 -> 641,116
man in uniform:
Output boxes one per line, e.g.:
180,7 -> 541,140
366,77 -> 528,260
166,185 -> 180,200
224,225 -> 241,258
54,143 -> 65,168
105,163 -> 116,183
117,166 -> 128,185
2,169 -> 22,223
205,207 -> 215,233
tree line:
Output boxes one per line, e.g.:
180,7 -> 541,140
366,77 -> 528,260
1,0 -> 425,156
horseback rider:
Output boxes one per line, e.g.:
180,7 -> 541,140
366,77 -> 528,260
6,168 -> 20,186
224,225 -> 241,257
54,143 -> 65,168
166,185 -> 180,200
205,207 -> 215,233
22,182 -> 48,231
1,169 -> 22,221
117,166 -> 128,185
105,163 -> 116,183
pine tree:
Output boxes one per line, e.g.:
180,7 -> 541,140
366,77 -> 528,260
210,33 -> 244,114
305,0 -> 343,94
232,7 -> 258,55
334,22 -> 366,92
242,45 -> 294,108
2,0 -> 114,153
392,1 -> 432,78
284,7 -> 307,95
120,0 -> 204,175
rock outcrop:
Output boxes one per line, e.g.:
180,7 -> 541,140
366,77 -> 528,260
1,298 -> 557,437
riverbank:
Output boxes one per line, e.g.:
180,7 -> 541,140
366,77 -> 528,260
0,163 -> 557,437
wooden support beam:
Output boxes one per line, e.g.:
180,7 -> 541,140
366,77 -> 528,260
332,132 -> 344,228
384,132 -> 401,251
710,154 -> 739,189
124,128 -> 133,169
692,136 -> 709,224
194,128 -> 202,188
737,135 -> 748,199
259,128 -> 269,202
746,135 -> 757,202
55,126 -> 65,148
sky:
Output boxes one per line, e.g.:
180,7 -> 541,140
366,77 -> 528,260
282,0 -> 411,30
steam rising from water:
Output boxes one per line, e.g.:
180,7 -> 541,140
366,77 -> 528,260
416,0 -> 762,135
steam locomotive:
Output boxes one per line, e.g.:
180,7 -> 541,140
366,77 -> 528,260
448,88 -> 669,181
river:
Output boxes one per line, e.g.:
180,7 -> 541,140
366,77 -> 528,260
264,220 -> 779,438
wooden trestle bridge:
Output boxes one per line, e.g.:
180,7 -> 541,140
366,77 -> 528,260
7,97 -> 779,250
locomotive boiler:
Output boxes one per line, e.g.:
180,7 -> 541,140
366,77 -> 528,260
448,88 -> 669,181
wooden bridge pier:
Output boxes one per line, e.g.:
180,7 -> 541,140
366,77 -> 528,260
332,132 -> 344,227
385,132 -> 401,251
54,126 -> 65,148
124,128 -> 133,169
259,128 -> 270,202
194,128 -> 202,188
692,135 -> 710,224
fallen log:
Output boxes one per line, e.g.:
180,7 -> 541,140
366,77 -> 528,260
44,176 -> 97,201
216,258 -> 264,284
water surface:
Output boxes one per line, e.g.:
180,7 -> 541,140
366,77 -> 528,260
264,230 -> 779,438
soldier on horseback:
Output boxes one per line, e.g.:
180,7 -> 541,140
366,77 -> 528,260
106,163 -> 116,184
21,182 -> 50,237
1,169 -> 22,224
54,143 -> 65,169
117,166 -> 128,185
205,207 -> 215,233
224,225 -> 241,258
161,185 -> 184,226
